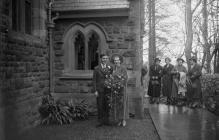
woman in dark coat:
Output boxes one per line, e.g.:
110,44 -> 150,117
162,57 -> 174,104
187,56 -> 202,108
148,58 -> 163,104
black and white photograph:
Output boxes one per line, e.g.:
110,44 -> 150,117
0,0 -> 218,140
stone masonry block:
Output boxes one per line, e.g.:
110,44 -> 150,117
123,50 -> 136,57
113,26 -> 120,34
127,20 -> 135,26
124,34 -> 136,41
55,50 -> 64,56
108,42 -> 117,49
80,86 -> 90,93
55,86 -> 72,93
117,43 -> 128,49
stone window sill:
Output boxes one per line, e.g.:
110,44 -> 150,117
8,30 -> 43,44
59,70 -> 93,80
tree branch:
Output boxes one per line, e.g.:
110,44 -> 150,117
192,0 -> 202,14
179,51 -> 185,58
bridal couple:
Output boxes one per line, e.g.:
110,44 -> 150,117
93,53 -> 128,127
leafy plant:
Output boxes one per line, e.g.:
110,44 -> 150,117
205,96 -> 217,112
38,95 -> 73,125
68,99 -> 89,120
38,96 -> 89,125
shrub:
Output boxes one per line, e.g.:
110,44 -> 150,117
38,95 -> 89,125
68,99 -> 89,120
38,95 -> 73,125
205,96 -> 217,113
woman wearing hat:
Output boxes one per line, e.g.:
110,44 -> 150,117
162,57 -> 174,104
108,54 -> 128,126
148,58 -> 163,104
187,56 -> 202,108
171,58 -> 187,106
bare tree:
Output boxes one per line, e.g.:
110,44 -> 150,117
185,0 -> 202,70
201,0 -> 211,72
148,0 -> 156,66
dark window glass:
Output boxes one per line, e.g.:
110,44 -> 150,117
25,1 -> 32,34
75,33 -> 85,70
88,33 -> 99,70
12,0 -> 21,31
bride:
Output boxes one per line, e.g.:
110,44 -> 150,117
108,54 -> 128,126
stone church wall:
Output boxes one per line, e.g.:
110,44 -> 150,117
0,0 -> 48,139
53,0 -> 144,98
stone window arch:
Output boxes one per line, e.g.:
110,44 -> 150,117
63,23 -> 108,74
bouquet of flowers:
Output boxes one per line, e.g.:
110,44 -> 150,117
102,65 -> 113,78
104,72 -> 126,108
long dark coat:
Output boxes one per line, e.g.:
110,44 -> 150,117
148,64 -> 163,97
162,64 -> 174,97
93,64 -> 112,124
187,63 -> 202,100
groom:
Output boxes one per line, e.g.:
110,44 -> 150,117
93,53 -> 111,127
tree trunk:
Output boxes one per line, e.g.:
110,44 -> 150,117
148,0 -> 156,66
202,0 -> 211,73
185,0 -> 193,70
148,0 -> 152,66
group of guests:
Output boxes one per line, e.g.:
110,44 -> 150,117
148,56 -> 202,108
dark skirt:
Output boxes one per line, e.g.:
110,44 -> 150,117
162,75 -> 173,97
148,80 -> 161,97
187,79 -> 202,100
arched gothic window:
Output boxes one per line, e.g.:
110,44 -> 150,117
73,31 -> 99,70
63,23 -> 108,74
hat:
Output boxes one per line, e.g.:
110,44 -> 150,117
189,56 -> 197,63
154,58 -> 161,62
110,53 -> 124,64
165,57 -> 171,62
177,58 -> 185,63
